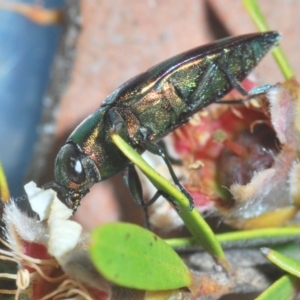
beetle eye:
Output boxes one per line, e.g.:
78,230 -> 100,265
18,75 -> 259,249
66,153 -> 86,184
58,143 -> 86,184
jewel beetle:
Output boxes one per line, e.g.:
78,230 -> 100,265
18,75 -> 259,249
46,31 -> 280,211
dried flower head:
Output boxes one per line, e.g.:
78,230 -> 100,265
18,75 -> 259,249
0,182 -> 109,300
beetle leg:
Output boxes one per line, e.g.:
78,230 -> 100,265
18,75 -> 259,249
140,141 -> 194,210
217,62 -> 249,96
248,84 -> 274,95
122,165 -> 151,228
212,50 -> 274,104
122,164 -> 181,228
124,164 -> 181,209
122,165 -> 180,228
218,62 -> 273,97
123,163 -> 181,213
127,165 -> 183,210
217,63 -> 274,95
143,190 -> 181,212
215,86 -> 273,105
122,164 -> 144,206
108,107 -> 128,136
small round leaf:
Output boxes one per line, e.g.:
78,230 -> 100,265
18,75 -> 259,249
89,222 -> 191,290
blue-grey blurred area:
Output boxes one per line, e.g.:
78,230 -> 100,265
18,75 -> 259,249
0,0 -> 64,197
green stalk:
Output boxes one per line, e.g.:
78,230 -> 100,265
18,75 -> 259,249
166,227 -> 300,249
243,0 -> 294,79
111,131 -> 229,271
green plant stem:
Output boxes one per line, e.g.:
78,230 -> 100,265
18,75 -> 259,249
243,0 -> 294,79
166,227 -> 300,249
111,131 -> 229,271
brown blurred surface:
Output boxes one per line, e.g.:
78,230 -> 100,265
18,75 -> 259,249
30,0 -> 300,229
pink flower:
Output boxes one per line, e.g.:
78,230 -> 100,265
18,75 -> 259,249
172,79 -> 300,229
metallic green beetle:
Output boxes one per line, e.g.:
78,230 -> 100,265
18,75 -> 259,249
47,31 -> 280,211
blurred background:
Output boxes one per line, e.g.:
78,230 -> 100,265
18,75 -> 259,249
0,0 -> 64,196
0,0 -> 299,229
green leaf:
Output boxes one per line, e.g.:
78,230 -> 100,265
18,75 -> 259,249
261,247 -> 300,277
256,275 -> 298,300
89,222 -> 192,290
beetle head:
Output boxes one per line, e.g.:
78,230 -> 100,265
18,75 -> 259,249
50,141 -> 101,211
